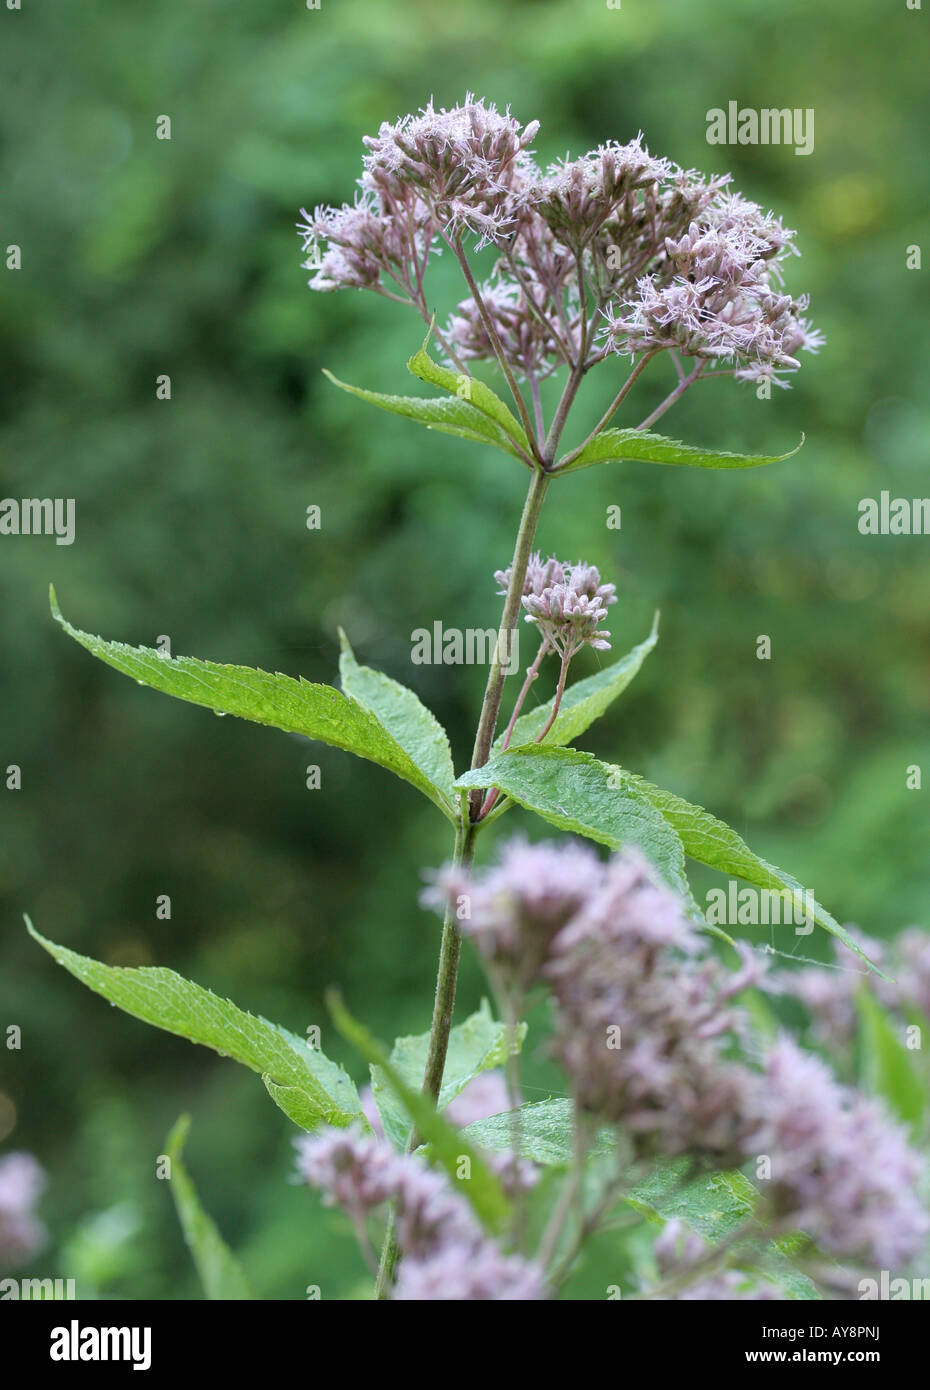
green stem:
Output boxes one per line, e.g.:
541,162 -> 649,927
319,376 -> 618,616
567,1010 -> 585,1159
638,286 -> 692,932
374,466 -> 552,1297
419,817 -> 476,1105
467,465 -> 550,820
374,814 -> 477,1298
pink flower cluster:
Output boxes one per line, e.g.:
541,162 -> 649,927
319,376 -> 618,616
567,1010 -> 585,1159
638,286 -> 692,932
425,837 -> 929,1269
296,1125 -> 543,1300
300,96 -> 821,388
0,1152 -> 46,1269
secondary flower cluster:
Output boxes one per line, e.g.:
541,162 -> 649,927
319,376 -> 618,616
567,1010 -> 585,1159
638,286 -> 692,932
0,1151 -> 46,1270
424,837 -> 929,1270
296,1125 -> 543,1300
759,1037 -> 927,1268
494,552 -> 618,660
773,925 -> 930,1052
300,96 -> 821,388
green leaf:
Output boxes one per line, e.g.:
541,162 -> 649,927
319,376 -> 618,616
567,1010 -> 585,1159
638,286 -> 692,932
463,1106 -> 819,1299
328,992 -> 510,1232
461,1098 -> 615,1166
856,986 -> 925,1132
407,337 -> 531,456
26,917 -> 362,1130
370,1000 -> 525,1150
556,427 -> 804,475
627,1160 -> 820,1301
455,747 -> 693,900
338,629 -> 456,809
628,775 -> 884,974
626,1159 -> 758,1243
322,368 -> 525,460
50,587 -> 455,822
164,1116 -> 252,1300
494,612 -> 660,752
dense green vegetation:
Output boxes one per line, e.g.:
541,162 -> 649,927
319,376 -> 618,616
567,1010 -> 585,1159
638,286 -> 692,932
1,0 -> 927,1298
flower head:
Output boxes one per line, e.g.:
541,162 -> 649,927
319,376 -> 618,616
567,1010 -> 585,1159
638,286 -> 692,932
422,835 -> 601,988
0,1152 -> 46,1269
768,929 -> 891,1050
751,1037 -> 929,1268
521,560 -> 617,657
546,852 -> 764,1157
393,1236 -> 545,1301
297,192 -> 434,294
446,276 -> 576,381
361,94 -> 539,249
601,191 -> 822,386
296,1124 -> 543,1300
531,136 -> 670,250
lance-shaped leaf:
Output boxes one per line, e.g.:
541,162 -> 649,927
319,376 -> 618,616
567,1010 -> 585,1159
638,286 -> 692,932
494,612 -> 660,752
370,1000 -> 526,1150
50,587 -> 455,822
26,918 -> 363,1129
461,1098 -> 615,1167
328,992 -> 510,1232
462,1104 -> 818,1297
856,987 -> 925,1132
456,746 -> 693,900
626,774 -> 883,974
626,1159 -> 820,1300
555,427 -> 804,475
164,1116 -> 252,1300
338,629 -> 456,809
406,338 -> 531,457
322,369 -> 526,461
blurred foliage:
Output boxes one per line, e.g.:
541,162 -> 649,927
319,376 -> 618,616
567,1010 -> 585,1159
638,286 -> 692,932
0,0 -> 928,1298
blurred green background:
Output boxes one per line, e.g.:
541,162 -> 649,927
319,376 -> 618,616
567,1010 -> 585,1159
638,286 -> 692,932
1,0 -> 928,1299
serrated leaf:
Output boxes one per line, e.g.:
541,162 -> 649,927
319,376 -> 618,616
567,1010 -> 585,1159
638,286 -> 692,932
322,368 -> 525,460
328,992 -> 510,1232
627,775 -> 883,974
407,338 -> 531,455
164,1115 -> 252,1300
494,613 -> 660,752
50,588 -> 455,822
626,1159 -> 758,1242
26,917 -> 362,1129
556,427 -> 804,475
370,1000 -> 525,1150
460,1098 -> 615,1166
338,629 -> 456,808
455,746 -> 692,900
856,986 -> 925,1132
464,1104 -> 818,1299
627,1160 -> 820,1300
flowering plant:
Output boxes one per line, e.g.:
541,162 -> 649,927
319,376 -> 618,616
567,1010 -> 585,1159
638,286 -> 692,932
28,97 -> 928,1301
